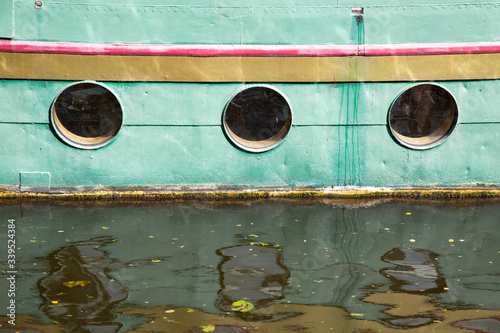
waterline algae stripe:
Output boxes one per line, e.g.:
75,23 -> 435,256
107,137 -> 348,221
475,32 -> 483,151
2,188 -> 500,201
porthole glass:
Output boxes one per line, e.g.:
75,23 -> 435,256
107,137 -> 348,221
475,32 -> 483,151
51,82 -> 123,149
389,84 -> 457,149
223,86 -> 292,152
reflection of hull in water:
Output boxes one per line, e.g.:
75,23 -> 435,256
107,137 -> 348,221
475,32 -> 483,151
39,237 -> 127,332
1,1 -> 500,194
2,297 -> 500,332
453,317 -> 500,332
118,299 -> 500,333
381,248 -> 447,294
10,201 -> 497,326
216,244 -> 290,319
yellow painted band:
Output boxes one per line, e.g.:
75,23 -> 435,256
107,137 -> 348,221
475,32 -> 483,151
1,52 -> 500,82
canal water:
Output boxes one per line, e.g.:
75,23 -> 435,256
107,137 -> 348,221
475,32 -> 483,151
1,198 -> 500,332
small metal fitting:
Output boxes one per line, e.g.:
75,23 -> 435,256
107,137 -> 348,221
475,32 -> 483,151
351,7 -> 364,16
351,7 -> 364,23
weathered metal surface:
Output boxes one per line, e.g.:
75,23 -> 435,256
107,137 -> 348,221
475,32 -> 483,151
2,80 -> 500,128
12,1 -> 500,45
1,0 -> 500,194
0,78 -> 499,191
0,0 -> 14,38
0,119 -> 497,190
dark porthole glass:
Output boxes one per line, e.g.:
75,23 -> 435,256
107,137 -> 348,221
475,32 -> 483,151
223,86 -> 292,152
51,82 -> 123,149
389,84 -> 457,149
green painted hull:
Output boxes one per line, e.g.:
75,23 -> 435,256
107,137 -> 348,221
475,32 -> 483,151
1,0 -> 500,193
7,0 -> 500,45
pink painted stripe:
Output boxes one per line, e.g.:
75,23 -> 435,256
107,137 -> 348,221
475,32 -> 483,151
0,41 -> 356,56
1,40 -> 500,57
363,42 -> 500,56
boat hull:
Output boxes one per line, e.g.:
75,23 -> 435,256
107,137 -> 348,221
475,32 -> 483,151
2,1 -> 500,195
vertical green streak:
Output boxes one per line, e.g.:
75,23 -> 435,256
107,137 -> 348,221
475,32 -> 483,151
341,13 -> 364,186
337,84 -> 345,186
345,82 -> 351,186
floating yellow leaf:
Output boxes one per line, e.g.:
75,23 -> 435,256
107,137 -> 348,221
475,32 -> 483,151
102,226 -> 109,230
351,313 -> 365,317
201,324 -> 215,332
152,259 -> 162,263
231,300 -> 254,312
51,301 -> 59,304
63,280 -> 91,288
250,242 -> 269,246
165,309 -> 175,313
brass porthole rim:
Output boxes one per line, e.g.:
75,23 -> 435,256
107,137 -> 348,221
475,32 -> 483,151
222,84 -> 293,153
387,82 -> 458,151
50,81 -> 124,150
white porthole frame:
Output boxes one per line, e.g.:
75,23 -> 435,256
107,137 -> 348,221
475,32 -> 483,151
387,83 -> 458,150
222,85 -> 293,153
50,81 -> 124,150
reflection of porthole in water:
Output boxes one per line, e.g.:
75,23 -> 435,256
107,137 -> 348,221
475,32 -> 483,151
388,84 -> 457,150
51,82 -> 123,149
223,86 -> 292,153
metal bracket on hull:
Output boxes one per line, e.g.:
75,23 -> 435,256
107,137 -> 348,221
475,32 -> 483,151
20,172 -> 51,193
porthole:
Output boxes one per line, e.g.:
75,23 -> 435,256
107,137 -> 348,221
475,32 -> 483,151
223,86 -> 292,153
388,84 -> 457,150
51,82 -> 123,149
